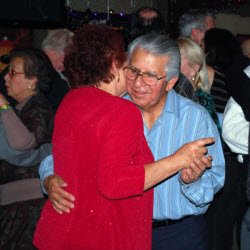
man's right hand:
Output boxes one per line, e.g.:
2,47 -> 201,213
172,137 -> 214,170
44,174 -> 75,214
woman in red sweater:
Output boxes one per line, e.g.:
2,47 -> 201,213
34,25 -> 212,250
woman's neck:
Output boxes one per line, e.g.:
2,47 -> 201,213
16,91 -> 37,104
98,80 -> 124,97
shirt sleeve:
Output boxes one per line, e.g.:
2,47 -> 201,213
222,97 -> 249,155
97,103 -> 149,200
180,109 -> 225,207
1,108 -> 36,150
39,154 -> 54,194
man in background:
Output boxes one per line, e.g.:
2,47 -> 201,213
179,9 -> 215,46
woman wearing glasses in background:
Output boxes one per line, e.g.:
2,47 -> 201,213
0,48 -> 54,249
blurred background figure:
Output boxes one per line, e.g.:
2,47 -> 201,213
203,28 -> 237,120
179,8 -> 216,46
176,37 -> 220,132
178,9 -> 217,108
204,27 -> 250,250
129,6 -> 167,43
222,65 -> 250,250
241,128 -> 250,250
40,29 -> 73,111
0,29 -> 73,111
41,29 -> 74,79
0,48 -> 55,249
241,39 -> 250,59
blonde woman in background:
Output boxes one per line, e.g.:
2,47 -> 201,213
177,37 -> 221,133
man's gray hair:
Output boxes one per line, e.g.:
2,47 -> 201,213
127,33 -> 180,81
41,29 -> 74,54
179,9 -> 214,37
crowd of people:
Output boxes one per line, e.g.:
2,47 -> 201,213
0,5 -> 249,250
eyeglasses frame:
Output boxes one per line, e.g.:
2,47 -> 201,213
8,69 -> 25,78
123,66 -> 166,86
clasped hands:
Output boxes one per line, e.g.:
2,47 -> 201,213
173,137 -> 214,184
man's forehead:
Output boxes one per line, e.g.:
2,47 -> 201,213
129,47 -> 169,62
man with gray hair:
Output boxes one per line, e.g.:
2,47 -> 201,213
179,9 -> 215,46
38,33 -> 225,250
41,29 -> 73,111
41,29 -> 74,76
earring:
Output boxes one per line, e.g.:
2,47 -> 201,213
117,71 -> 120,82
28,85 -> 32,90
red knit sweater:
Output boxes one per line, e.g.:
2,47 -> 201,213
34,87 -> 154,250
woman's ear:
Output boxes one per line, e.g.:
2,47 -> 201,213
27,76 -> 38,91
111,60 -> 119,76
192,64 -> 200,75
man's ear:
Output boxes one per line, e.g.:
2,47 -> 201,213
165,77 -> 178,91
191,28 -> 199,44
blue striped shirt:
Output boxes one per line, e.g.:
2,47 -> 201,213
40,90 -> 225,220
140,90 -> 225,220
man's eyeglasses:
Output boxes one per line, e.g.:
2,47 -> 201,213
8,69 -> 25,77
123,66 -> 166,86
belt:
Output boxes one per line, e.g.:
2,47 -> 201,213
152,216 -> 191,228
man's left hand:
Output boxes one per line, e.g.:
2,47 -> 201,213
181,156 -> 212,183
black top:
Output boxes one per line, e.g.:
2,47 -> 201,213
174,73 -> 199,103
210,66 -> 230,113
246,124 -> 250,201
226,55 -> 250,121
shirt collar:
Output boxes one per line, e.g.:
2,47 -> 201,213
161,89 -> 180,120
124,89 -> 181,121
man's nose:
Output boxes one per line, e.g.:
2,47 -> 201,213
133,73 -> 146,87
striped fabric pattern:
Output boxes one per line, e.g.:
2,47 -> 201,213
210,67 -> 230,113
142,90 -> 225,220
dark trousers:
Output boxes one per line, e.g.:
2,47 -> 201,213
205,155 -> 248,250
152,215 -> 209,250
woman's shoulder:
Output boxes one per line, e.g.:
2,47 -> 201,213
19,94 -> 54,126
22,93 -> 52,114
67,87 -> 139,113
26,93 -> 50,105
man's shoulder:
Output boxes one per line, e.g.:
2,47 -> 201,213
172,91 -> 212,126
175,90 -> 207,114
